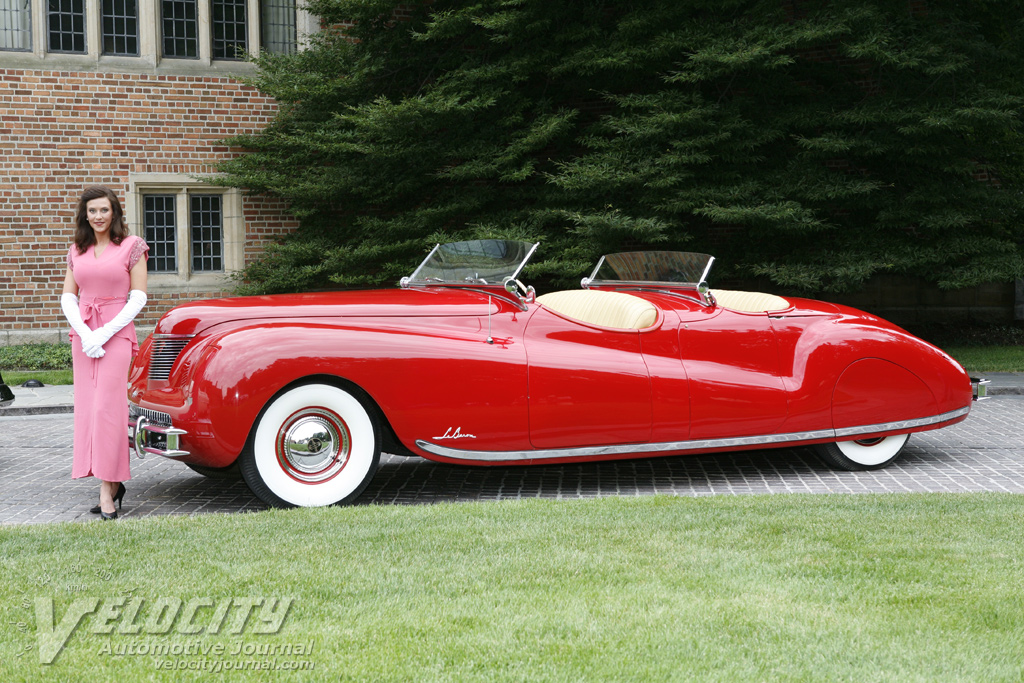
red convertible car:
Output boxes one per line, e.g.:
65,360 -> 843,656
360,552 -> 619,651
128,240 -> 985,507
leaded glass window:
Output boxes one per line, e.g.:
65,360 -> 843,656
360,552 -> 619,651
102,0 -> 138,56
190,194 -> 223,272
144,195 -> 178,274
161,0 -> 197,58
260,0 -> 295,55
0,0 -> 32,51
212,0 -> 246,59
47,0 -> 86,53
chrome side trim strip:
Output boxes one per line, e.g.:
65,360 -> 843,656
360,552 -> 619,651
415,406 -> 971,463
833,406 -> 970,439
418,430 -> 835,462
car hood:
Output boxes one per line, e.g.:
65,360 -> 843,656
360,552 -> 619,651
154,288 -> 503,336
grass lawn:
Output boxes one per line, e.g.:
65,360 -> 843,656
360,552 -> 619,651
2,494 -> 1023,682
944,346 -> 1024,373
3,369 -> 73,387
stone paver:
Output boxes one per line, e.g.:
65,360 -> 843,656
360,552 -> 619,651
0,398 -> 1021,525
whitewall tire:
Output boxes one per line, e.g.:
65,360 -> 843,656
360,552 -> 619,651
812,433 -> 910,471
240,383 -> 381,507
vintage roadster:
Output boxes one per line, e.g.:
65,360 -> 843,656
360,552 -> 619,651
128,240 -> 983,507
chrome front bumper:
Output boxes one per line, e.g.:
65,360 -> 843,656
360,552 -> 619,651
971,377 -> 990,401
128,405 -> 190,459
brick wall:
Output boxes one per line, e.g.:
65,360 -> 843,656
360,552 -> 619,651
0,68 -> 299,345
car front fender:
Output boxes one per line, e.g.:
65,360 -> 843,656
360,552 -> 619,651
831,358 -> 939,432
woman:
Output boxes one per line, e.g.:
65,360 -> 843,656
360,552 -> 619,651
61,186 -> 148,520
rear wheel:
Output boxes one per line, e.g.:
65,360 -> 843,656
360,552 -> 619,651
240,383 -> 381,507
812,434 -> 910,471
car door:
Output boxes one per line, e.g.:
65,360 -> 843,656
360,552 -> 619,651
677,308 -> 789,439
524,306 -> 652,449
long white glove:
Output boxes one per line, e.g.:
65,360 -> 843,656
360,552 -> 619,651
92,290 -> 148,348
61,292 -> 105,359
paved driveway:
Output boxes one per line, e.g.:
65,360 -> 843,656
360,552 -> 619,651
1,398 -> 1021,525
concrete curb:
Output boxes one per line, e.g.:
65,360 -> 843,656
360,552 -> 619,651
2,405 -> 75,416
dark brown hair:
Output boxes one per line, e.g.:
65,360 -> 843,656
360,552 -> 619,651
74,186 -> 129,253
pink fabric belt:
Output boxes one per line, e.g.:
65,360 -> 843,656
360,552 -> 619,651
80,296 -> 126,327
79,296 -> 127,381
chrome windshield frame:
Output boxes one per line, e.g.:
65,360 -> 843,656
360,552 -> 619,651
400,240 -> 540,289
581,251 -> 716,305
404,243 -> 443,283
581,252 -> 715,288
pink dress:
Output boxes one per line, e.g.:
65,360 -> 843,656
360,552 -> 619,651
67,235 -> 149,482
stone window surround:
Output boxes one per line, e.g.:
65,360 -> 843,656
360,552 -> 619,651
0,0 -> 317,75
127,173 -> 244,295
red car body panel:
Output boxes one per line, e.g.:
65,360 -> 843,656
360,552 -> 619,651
525,306 -> 653,448
132,291 -> 540,467
129,283 -> 972,471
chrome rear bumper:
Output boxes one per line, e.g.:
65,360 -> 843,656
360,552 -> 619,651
128,406 -> 190,459
971,377 -> 990,401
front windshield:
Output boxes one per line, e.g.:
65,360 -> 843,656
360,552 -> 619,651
585,252 -> 715,286
404,240 -> 539,285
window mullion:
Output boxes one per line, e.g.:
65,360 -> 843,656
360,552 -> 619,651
32,0 -> 45,56
176,192 -> 190,278
246,0 -> 258,57
138,0 -> 156,64
296,2 -> 312,48
196,0 -> 210,64
86,0 -> 100,58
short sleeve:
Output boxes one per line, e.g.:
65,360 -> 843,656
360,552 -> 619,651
67,245 -> 75,271
128,236 -> 149,270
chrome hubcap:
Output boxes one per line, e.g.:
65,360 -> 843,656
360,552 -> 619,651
277,409 -> 350,483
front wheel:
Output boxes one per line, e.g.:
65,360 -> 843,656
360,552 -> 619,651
812,433 -> 910,471
240,383 -> 381,507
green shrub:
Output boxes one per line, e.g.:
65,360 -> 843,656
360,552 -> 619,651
220,0 -> 1024,295
914,324 -> 1024,348
0,343 -> 73,371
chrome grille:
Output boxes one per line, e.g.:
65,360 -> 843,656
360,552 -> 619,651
129,403 -> 173,427
148,334 -> 194,381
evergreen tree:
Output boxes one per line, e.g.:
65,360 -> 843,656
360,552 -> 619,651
216,0 -> 1024,294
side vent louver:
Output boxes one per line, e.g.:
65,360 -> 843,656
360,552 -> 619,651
148,335 -> 194,381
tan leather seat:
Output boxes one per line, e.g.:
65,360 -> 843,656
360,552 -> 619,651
710,289 -> 790,313
536,290 -> 658,330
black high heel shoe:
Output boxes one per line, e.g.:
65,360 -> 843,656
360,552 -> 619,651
90,482 -> 126,514
100,509 -> 118,521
